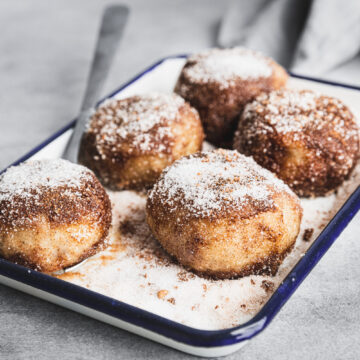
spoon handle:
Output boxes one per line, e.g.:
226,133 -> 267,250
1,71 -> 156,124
63,5 -> 129,163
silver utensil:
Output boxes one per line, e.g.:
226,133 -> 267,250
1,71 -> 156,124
63,5 -> 129,163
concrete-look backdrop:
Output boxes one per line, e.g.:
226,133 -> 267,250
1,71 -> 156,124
0,1 -> 359,359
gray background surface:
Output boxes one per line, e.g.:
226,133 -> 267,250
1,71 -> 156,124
0,1 -> 359,359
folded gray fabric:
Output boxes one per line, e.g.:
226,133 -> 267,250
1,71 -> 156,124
217,0 -> 360,75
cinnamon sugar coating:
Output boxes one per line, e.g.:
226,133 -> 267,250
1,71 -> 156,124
175,48 -> 288,147
79,93 -> 204,190
0,159 -> 112,273
146,149 -> 302,279
234,89 -> 360,197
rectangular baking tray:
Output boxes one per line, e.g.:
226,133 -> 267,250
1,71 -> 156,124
0,55 -> 359,357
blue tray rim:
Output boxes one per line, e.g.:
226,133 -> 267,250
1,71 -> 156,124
0,54 -> 359,348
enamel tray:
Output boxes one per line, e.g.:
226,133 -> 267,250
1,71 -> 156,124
0,55 -> 359,358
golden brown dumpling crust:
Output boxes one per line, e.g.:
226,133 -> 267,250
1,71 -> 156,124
79,93 -> 204,190
234,89 -> 360,197
175,48 -> 288,147
146,149 -> 302,279
0,159 -> 112,273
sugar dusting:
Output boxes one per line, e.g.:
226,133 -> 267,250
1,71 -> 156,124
0,159 -> 91,202
242,89 -> 357,137
184,48 -> 273,88
57,161 -> 360,330
149,149 -> 295,218
86,93 -> 185,156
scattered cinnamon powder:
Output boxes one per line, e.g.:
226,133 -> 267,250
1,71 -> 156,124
57,271 -> 85,281
167,297 -> 176,305
303,228 -> 314,242
191,304 -> 200,311
157,290 -> 168,299
118,204 -> 172,267
177,271 -> 195,282
261,280 -> 275,293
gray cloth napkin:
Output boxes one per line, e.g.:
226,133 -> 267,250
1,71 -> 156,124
217,0 -> 360,75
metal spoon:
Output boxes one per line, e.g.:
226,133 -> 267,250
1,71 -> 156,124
63,5 -> 129,163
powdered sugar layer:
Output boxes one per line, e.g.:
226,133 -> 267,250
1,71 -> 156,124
0,159 -> 92,202
184,48 -> 273,88
242,89 -> 356,136
149,149 -> 295,218
87,92 -> 185,155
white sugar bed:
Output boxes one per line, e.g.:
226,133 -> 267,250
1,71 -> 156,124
27,57 -> 360,331
55,166 -> 359,330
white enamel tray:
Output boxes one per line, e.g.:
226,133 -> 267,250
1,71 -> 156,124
0,56 -> 359,357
